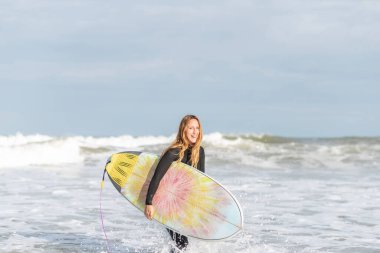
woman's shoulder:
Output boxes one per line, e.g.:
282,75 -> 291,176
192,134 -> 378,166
200,145 -> 205,155
165,147 -> 180,156
164,146 -> 203,154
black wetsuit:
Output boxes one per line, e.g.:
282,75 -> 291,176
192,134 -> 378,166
145,146 -> 205,250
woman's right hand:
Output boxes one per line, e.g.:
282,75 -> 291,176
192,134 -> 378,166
144,205 -> 155,220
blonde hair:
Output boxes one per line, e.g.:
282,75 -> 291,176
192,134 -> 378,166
165,115 -> 203,167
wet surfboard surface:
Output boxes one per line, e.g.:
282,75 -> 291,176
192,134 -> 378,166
105,151 -> 243,240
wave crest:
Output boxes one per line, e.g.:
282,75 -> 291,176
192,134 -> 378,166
0,132 -> 378,169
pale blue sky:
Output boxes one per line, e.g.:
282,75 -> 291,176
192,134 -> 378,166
1,0 -> 379,137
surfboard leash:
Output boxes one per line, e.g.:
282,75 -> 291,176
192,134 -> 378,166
100,168 -> 111,253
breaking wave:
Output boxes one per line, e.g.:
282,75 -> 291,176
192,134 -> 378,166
0,132 -> 379,169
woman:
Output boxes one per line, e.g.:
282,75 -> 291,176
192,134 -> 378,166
144,115 -> 205,251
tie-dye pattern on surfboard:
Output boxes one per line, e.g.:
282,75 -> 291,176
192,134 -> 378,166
105,151 -> 243,240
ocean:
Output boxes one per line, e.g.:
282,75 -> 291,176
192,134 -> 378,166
0,133 -> 379,252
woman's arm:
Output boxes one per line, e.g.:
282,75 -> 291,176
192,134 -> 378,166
145,148 -> 178,220
145,148 -> 178,205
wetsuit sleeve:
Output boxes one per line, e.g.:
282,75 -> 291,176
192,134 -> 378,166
145,149 -> 178,205
199,146 -> 205,173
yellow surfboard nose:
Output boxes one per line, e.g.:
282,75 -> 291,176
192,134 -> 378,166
106,153 -> 139,188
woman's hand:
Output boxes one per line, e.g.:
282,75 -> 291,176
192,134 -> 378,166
144,205 -> 155,220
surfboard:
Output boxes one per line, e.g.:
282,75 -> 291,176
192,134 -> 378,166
104,151 -> 243,240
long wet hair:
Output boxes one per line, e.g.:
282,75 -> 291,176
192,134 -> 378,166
165,115 -> 203,168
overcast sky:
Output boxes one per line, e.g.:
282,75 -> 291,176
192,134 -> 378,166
1,0 -> 379,137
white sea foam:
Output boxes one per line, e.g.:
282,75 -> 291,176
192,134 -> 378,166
0,132 -> 53,146
0,133 -> 173,168
1,133 -> 379,252
0,133 -> 379,169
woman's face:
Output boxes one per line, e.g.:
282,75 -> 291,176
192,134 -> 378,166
185,119 -> 200,145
